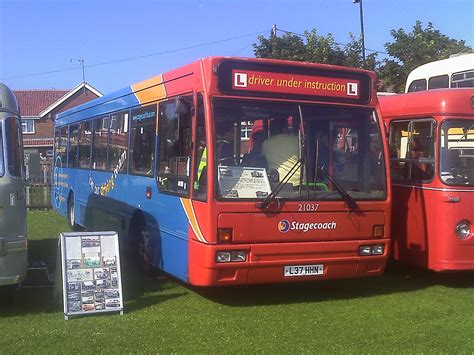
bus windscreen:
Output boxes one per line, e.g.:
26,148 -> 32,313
0,124 -> 3,176
5,117 -> 22,178
439,119 -> 474,186
213,99 -> 386,201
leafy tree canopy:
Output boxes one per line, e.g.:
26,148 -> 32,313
253,22 -> 472,93
380,21 -> 471,92
253,29 -> 378,71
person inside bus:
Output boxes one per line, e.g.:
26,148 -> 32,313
241,130 -> 267,168
216,121 -> 235,165
262,118 -> 300,186
406,136 -> 430,179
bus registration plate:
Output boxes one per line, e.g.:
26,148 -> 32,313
284,264 -> 324,277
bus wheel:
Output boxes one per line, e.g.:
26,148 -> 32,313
67,194 -> 80,231
131,218 -> 152,273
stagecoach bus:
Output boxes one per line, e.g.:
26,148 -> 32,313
52,57 -> 391,286
0,83 -> 28,288
380,89 -> 474,271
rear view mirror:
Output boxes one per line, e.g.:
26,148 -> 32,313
175,96 -> 192,115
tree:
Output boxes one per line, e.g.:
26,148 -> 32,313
253,22 -> 471,93
253,32 -> 306,62
379,21 -> 472,92
253,29 -> 376,70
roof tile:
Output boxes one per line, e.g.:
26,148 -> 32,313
13,90 -> 69,117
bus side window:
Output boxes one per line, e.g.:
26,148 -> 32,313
389,121 -> 409,181
193,93 -> 207,201
92,116 -> 109,171
108,111 -> 128,173
78,120 -> 92,169
130,105 -> 157,176
428,75 -> 449,90
54,128 -> 60,164
157,95 -> 193,196
389,120 -> 435,181
58,126 -> 68,168
68,124 -> 79,168
407,79 -> 426,92
407,121 -> 435,181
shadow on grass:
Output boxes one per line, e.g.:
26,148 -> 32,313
0,239 -> 186,318
194,261 -> 474,307
3,238 -> 474,314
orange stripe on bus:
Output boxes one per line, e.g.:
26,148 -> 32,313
132,74 -> 167,105
180,198 -> 207,243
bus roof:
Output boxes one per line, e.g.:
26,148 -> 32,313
379,88 -> 474,119
0,82 -> 19,115
56,56 -> 377,126
405,53 -> 474,92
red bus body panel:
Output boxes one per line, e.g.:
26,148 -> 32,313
380,89 -> 474,271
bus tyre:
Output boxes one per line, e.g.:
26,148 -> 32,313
67,195 -> 81,231
131,218 -> 152,273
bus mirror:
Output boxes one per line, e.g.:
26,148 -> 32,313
175,96 -> 192,115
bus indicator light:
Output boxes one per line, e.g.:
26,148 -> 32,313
146,187 -> 152,199
218,228 -> 233,243
372,225 -> 384,238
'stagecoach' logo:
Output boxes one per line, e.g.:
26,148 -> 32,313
278,220 -> 291,233
234,73 -> 248,88
278,219 -> 338,233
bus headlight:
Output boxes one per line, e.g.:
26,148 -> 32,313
359,244 -> 385,256
216,251 -> 247,263
455,220 -> 471,240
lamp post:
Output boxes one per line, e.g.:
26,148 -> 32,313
353,0 -> 366,65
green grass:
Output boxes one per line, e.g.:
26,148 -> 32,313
1,210 -> 474,352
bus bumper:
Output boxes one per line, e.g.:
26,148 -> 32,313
0,238 -> 28,286
188,238 -> 390,286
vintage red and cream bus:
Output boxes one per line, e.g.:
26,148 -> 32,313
53,57 -> 391,286
380,89 -> 474,271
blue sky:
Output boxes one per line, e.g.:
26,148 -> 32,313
0,0 -> 472,94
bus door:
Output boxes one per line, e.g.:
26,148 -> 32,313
389,118 -> 436,265
154,94 -> 194,281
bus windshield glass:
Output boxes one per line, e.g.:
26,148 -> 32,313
5,117 -> 23,178
213,99 -> 386,201
439,119 -> 474,186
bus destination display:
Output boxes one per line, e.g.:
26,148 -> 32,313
232,70 -> 360,99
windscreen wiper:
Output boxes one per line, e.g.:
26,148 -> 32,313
457,124 -> 474,143
257,159 -> 303,210
317,166 -> 357,210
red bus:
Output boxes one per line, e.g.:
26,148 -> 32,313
53,57 -> 391,286
380,89 -> 474,271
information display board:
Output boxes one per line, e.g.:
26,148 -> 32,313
59,231 -> 123,320
218,166 -> 272,199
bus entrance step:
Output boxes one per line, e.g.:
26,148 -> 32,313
22,260 -> 55,288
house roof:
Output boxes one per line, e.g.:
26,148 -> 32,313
14,82 -> 103,118
14,89 -> 68,117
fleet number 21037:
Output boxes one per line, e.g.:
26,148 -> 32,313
298,203 -> 319,212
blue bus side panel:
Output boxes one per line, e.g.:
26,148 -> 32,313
55,167 -> 190,282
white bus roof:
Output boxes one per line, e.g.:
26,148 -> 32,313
405,53 -> 474,92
